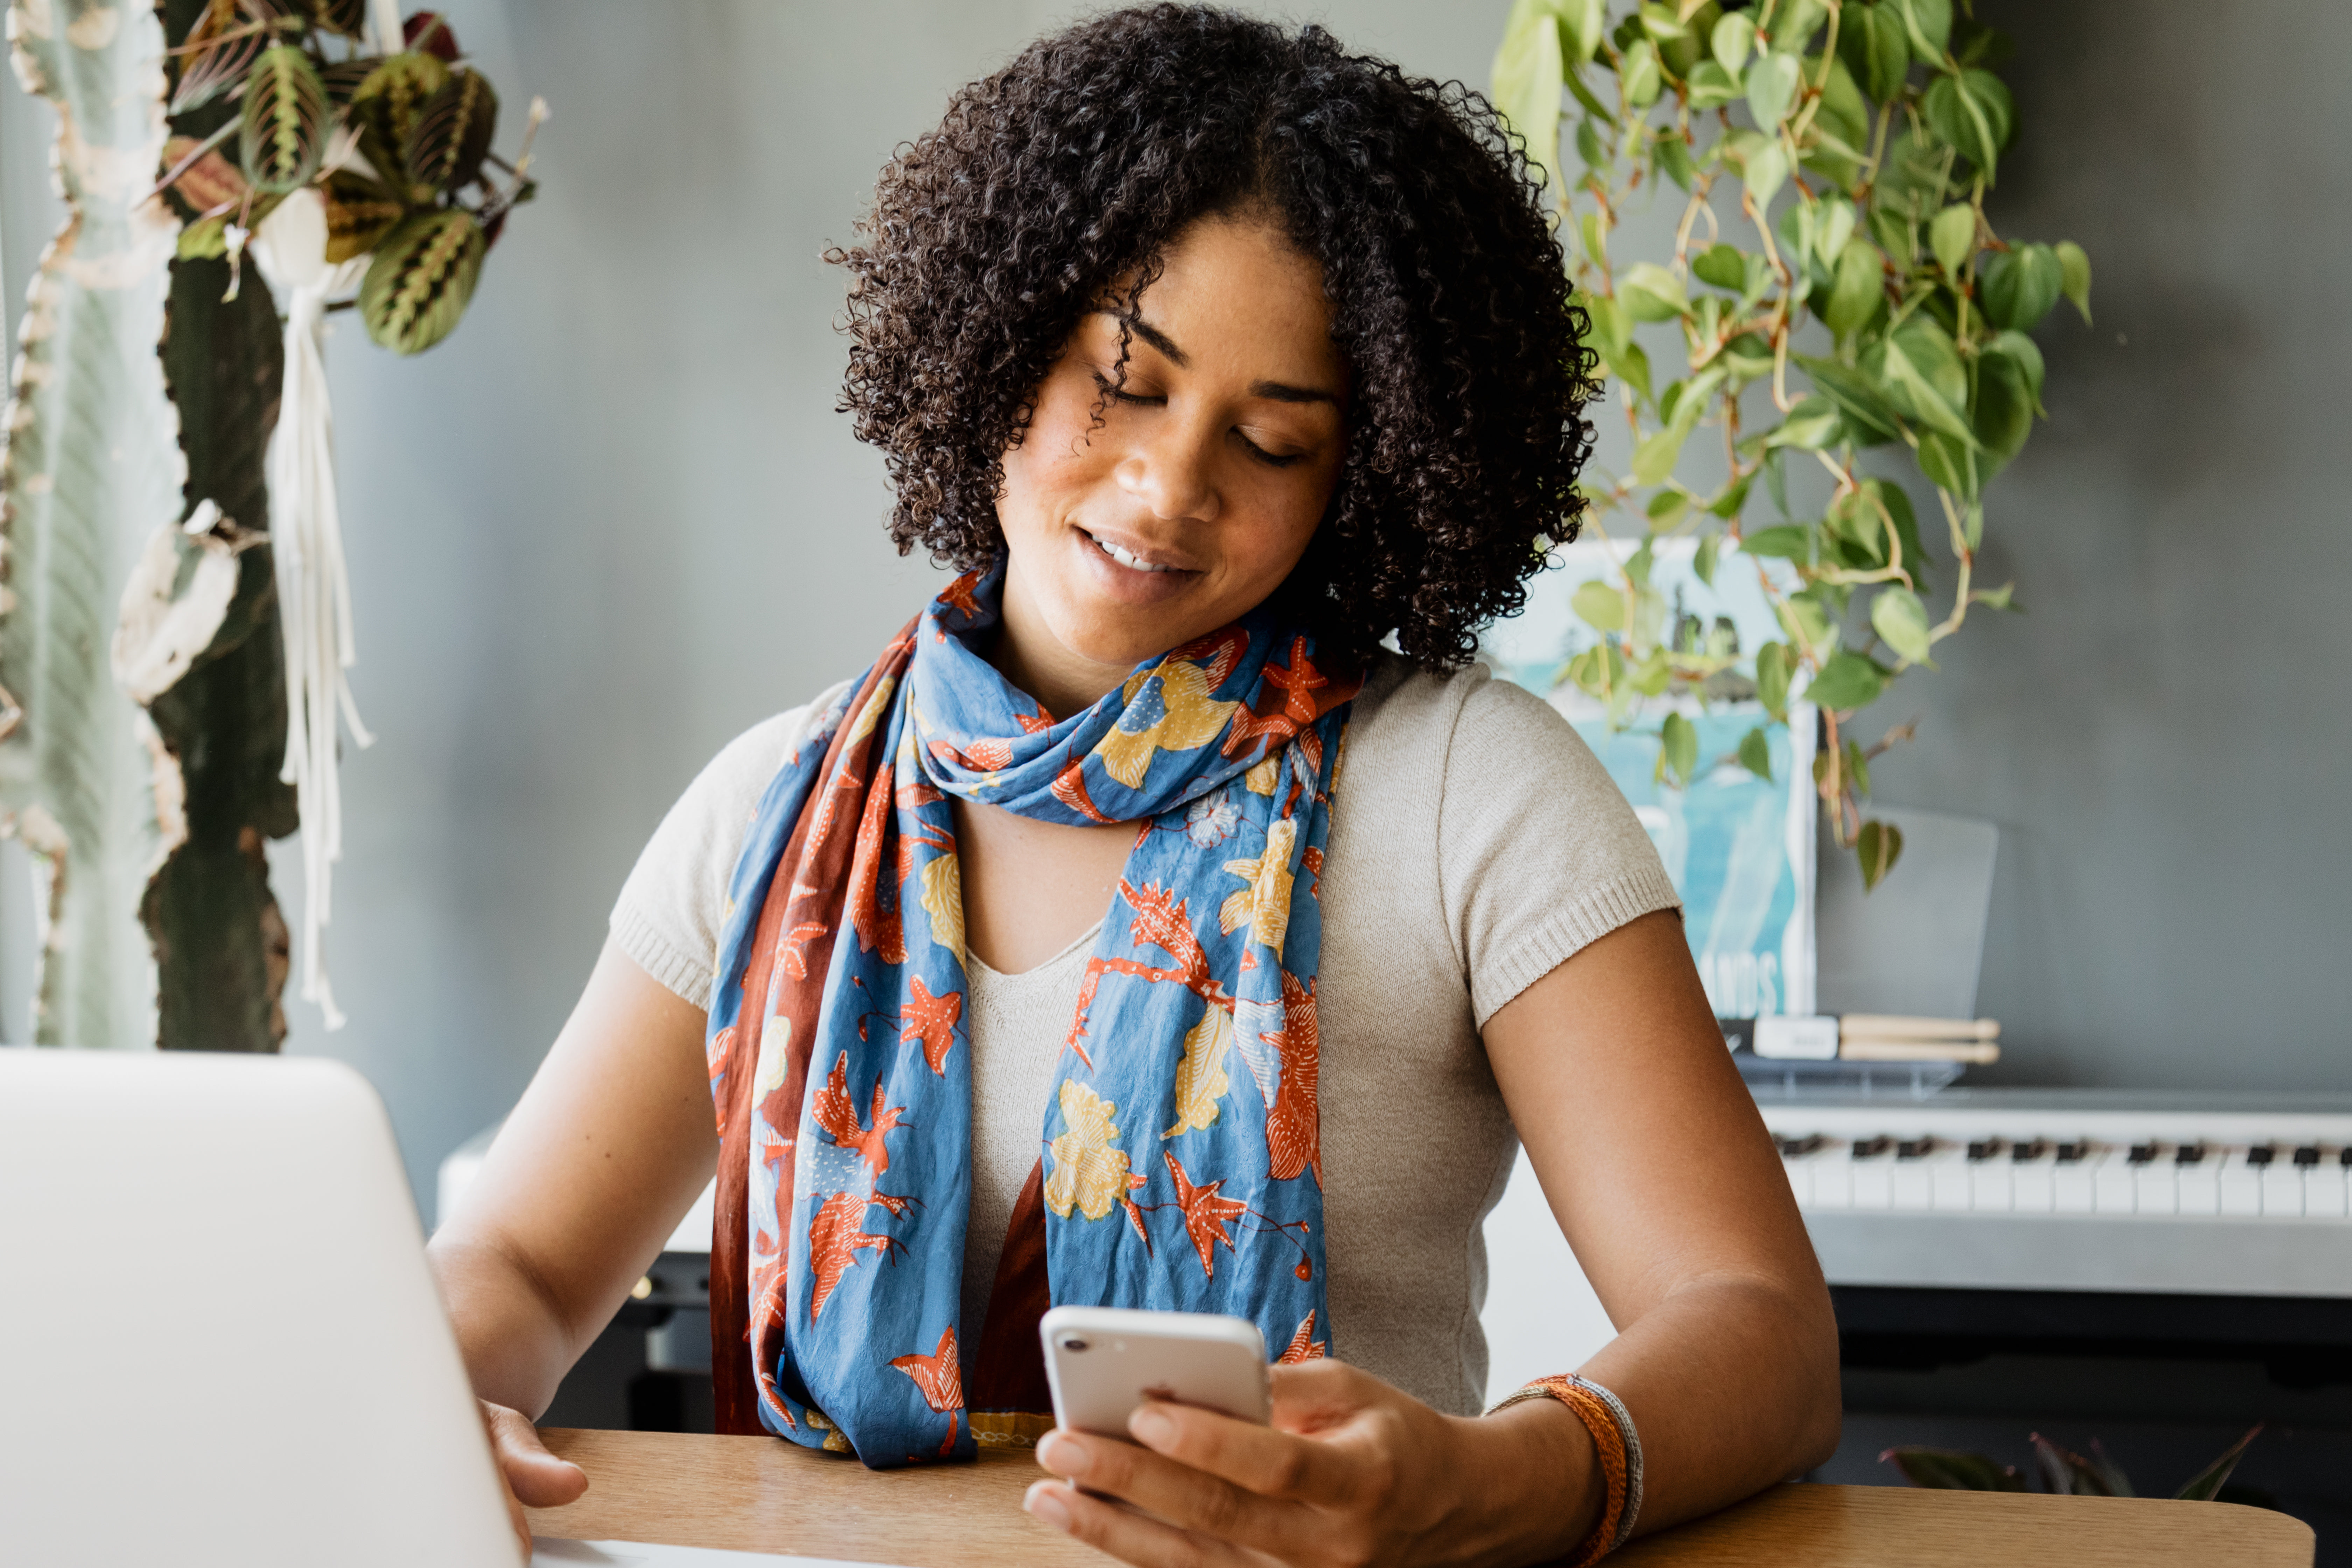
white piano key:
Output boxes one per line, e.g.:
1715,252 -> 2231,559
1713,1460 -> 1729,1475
2262,1167 -> 2305,1218
1852,1161 -> 1892,1210
2010,1164 -> 2053,1213
2176,1164 -> 2221,1215
2053,1162 -> 2097,1213
1811,1156 -> 1853,1210
2134,1161 -> 2178,1216
2220,1155 -> 2263,1216
2307,1168 -> 2349,1220
1891,1159 -> 1935,1210
1967,1161 -> 2012,1212
2095,1156 -> 2139,1214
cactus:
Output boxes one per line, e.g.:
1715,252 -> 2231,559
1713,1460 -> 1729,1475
0,0 -> 191,1045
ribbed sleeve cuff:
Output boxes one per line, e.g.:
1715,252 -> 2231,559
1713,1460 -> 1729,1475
610,901 -> 713,1010
1472,865 -> 1683,1026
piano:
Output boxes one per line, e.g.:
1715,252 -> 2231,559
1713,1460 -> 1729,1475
1760,1090 -> 2352,1382
440,1089 -> 2352,1393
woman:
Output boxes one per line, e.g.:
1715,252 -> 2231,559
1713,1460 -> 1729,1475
431,7 -> 1839,1565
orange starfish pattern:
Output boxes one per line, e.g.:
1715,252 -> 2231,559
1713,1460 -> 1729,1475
890,1325 -> 966,1457
1222,635 -> 1334,760
1163,1151 -> 1250,1279
1277,1310 -> 1328,1363
898,976 -> 964,1075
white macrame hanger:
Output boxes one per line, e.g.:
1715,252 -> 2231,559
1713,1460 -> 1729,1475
250,188 -> 373,1031
367,0 -> 405,56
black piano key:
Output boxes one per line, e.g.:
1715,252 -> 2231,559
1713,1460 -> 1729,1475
1897,1138 -> 1934,1160
2174,1142 -> 2205,1165
1851,1135 -> 1890,1158
2248,1145 -> 2276,1167
2296,1146 -> 2322,1168
2341,1147 -> 2352,1168
1774,1133 -> 1823,1158
2010,1139 -> 2048,1162
2054,1140 -> 2088,1163
1967,1138 -> 2004,1161
2128,1142 -> 2160,1165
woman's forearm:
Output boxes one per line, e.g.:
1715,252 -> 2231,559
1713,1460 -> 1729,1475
429,1232 -> 593,1419
1575,1269 -> 1842,1534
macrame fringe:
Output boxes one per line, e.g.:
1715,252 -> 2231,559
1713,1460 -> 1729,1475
253,195 -> 371,1030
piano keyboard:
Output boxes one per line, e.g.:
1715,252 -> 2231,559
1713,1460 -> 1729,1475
1761,1091 -> 2352,1298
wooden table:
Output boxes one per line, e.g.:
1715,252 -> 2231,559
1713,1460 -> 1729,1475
528,1428 -> 2314,1566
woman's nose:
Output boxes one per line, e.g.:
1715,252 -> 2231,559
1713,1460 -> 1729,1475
1114,419 -> 1220,525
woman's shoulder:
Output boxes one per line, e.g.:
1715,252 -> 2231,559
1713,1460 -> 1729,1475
682,677 -> 860,830
608,678 -> 856,1008
1345,650 -> 1598,781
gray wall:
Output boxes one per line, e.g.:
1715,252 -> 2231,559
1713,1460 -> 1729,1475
2,1 -> 2347,1208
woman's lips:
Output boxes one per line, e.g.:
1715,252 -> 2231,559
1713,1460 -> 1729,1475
1073,526 -> 1201,602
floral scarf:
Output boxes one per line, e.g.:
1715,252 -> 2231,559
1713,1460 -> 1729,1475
705,562 -> 1357,1465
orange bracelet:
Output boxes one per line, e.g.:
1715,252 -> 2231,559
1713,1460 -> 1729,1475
1488,1373 -> 1643,1565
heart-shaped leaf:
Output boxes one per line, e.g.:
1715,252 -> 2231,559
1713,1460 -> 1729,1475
1745,50 -> 1802,128
1754,642 -> 1795,719
1870,586 -> 1935,666
1857,819 -> 1905,891
1923,68 -> 2015,177
1805,651 -> 1888,712
1571,579 -> 1626,632
1619,261 -> 1691,322
2056,240 -> 2094,325
1711,10 -> 1755,73
1837,2 -> 1912,102
1930,203 -> 1976,276
1979,243 -> 2065,329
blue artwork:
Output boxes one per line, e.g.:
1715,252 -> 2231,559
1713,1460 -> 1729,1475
1485,540 -> 1816,1017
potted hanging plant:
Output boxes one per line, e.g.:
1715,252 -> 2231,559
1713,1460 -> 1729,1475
1489,0 -> 2088,888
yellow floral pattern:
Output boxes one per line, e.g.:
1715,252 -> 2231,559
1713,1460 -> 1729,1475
1163,1002 -> 1233,1138
1097,659 -> 1239,789
1045,1079 -> 1130,1221
1219,816 -> 1298,957
920,852 -> 965,964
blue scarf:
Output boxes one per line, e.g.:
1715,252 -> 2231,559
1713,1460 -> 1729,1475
706,563 -> 1356,1465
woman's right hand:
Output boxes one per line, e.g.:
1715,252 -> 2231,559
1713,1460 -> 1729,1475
479,1398 -> 589,1560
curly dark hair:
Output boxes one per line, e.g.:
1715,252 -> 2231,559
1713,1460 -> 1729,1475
831,3 -> 1598,668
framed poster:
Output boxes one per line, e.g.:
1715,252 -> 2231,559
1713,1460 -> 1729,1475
1484,538 -> 1817,1017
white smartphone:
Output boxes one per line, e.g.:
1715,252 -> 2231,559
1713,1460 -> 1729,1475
1039,1306 -> 1272,1436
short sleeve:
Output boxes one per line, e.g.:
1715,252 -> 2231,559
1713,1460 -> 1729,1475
608,681 -> 853,1009
1437,674 -> 1681,1024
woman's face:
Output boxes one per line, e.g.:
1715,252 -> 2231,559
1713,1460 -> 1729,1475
994,214 -> 1348,709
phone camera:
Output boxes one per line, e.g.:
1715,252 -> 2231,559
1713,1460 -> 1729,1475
1059,1336 -> 1090,1352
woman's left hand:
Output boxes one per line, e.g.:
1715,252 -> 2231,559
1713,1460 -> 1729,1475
1024,1358 -> 1598,1568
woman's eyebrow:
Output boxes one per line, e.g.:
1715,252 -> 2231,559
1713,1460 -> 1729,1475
1118,312 -> 1341,406
1251,379 -> 1338,406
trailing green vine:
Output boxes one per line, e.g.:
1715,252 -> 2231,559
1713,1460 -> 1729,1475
1491,0 -> 2088,887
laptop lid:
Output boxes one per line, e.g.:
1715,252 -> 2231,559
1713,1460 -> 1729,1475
0,1050 -> 519,1567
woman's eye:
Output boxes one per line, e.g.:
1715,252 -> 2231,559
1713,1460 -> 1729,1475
1090,370 -> 1164,405
1237,432 -> 1306,468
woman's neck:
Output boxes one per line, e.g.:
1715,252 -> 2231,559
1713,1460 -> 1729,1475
990,565 -> 1136,721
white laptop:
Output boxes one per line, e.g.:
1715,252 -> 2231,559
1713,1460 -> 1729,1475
0,1049 -> 523,1566
0,1050 -> 893,1568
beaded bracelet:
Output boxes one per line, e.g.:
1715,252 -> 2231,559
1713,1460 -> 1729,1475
1486,1373 -> 1644,1565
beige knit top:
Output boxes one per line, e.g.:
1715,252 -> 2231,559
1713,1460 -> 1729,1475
610,652 -> 1678,1416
